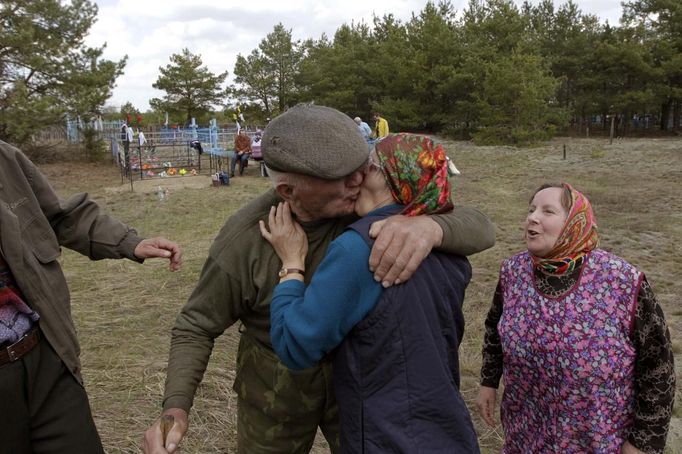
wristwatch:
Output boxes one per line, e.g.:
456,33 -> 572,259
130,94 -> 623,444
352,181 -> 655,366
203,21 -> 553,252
278,267 -> 305,278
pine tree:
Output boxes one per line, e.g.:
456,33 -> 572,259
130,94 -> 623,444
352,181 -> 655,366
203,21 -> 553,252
623,0 -> 682,131
150,48 -> 228,124
297,23 -> 374,117
233,50 -> 276,116
473,52 -> 564,145
0,0 -> 125,145
233,24 -> 303,116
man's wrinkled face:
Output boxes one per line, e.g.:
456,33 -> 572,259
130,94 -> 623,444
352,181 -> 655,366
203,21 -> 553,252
289,167 -> 367,222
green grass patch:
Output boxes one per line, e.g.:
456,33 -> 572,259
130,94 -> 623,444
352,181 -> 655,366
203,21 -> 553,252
590,148 -> 607,158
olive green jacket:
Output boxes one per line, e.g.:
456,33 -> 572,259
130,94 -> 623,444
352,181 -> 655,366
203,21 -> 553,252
0,140 -> 143,384
163,188 -> 496,412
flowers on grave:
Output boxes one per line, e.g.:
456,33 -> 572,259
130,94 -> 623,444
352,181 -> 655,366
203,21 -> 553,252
159,171 -> 168,177
191,169 -> 198,176
146,170 -> 155,177
179,168 -> 187,175
167,167 -> 177,175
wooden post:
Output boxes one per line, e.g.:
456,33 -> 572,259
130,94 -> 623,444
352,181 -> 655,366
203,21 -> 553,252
563,144 -> 566,160
609,115 -> 615,145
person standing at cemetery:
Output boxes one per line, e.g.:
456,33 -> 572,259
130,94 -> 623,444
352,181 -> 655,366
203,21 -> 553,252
372,112 -> 389,139
261,133 -> 480,453
143,104 -> 495,454
477,182 -> 675,454
353,116 -> 372,141
126,122 -> 134,155
0,140 -> 182,453
138,128 -> 147,153
121,123 -> 130,168
126,123 -> 134,143
231,130 -> 252,177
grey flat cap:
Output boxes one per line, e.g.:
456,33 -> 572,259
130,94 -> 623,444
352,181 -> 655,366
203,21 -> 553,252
262,104 -> 369,179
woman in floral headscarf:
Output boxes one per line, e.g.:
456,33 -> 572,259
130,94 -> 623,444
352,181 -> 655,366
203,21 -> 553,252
477,183 -> 675,454
260,133 -> 480,453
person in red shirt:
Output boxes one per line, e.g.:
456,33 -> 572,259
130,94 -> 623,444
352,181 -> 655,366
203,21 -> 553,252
231,130 -> 252,177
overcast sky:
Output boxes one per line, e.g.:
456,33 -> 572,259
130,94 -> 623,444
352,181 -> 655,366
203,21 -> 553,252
86,0 -> 624,111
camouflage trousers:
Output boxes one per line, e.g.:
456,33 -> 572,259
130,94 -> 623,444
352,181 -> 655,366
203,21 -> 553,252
233,333 -> 340,453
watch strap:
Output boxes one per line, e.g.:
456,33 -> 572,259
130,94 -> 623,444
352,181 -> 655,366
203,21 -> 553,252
279,267 -> 305,278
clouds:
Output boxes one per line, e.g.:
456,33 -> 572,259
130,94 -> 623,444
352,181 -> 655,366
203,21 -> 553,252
86,0 -> 623,111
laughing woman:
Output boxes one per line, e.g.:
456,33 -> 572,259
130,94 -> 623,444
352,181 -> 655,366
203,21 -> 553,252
477,183 -> 675,454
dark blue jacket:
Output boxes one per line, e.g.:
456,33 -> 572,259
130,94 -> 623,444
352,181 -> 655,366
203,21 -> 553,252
333,213 -> 480,453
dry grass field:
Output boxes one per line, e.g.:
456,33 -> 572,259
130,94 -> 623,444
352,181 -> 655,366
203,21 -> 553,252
38,137 -> 681,453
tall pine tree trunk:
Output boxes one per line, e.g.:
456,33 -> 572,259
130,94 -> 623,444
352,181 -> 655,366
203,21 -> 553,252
660,99 -> 672,131
623,109 -> 630,137
264,99 -> 271,118
581,107 -> 587,136
673,99 -> 680,132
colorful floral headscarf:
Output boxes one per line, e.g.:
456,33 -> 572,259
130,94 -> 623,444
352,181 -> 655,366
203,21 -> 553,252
375,133 -> 453,217
532,183 -> 599,274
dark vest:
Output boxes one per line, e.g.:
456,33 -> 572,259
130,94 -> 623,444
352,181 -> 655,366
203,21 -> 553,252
333,212 -> 480,453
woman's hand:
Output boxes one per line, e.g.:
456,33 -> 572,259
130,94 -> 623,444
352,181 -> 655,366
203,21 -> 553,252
259,202 -> 308,270
477,386 -> 498,427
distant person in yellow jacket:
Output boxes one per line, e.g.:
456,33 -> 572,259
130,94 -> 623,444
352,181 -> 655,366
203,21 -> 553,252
372,112 -> 389,139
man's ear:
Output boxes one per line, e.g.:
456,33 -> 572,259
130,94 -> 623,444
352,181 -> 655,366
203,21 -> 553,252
274,183 -> 294,202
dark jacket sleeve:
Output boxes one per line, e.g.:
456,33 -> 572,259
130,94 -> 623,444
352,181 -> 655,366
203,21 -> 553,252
628,278 -> 676,454
163,250 -> 247,412
16,149 -> 143,260
480,280 -> 504,388
431,205 -> 495,256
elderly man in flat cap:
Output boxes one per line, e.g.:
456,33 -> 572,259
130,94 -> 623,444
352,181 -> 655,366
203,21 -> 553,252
144,104 -> 495,454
